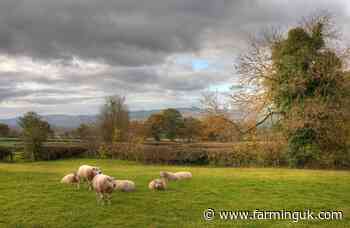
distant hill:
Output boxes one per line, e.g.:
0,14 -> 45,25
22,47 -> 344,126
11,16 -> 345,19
0,107 -> 204,129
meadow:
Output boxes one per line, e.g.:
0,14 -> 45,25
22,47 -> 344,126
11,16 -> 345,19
0,159 -> 349,227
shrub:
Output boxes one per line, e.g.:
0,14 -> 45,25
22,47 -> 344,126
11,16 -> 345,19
207,141 -> 286,167
0,146 -> 13,161
287,128 -> 321,168
97,141 -> 287,167
38,144 -> 88,160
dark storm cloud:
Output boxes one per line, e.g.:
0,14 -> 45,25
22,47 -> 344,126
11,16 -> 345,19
0,0 -> 348,65
0,0 -> 237,65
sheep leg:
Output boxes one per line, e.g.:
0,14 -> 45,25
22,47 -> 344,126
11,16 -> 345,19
99,193 -> 105,205
87,181 -> 92,191
106,194 -> 112,205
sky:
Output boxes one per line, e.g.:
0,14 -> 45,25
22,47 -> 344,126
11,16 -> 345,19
1,0 -> 350,118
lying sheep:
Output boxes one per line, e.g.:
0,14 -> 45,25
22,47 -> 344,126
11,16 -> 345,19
113,180 -> 136,192
61,173 -> 79,188
160,171 -> 178,181
92,174 -> 116,205
174,171 -> 192,180
160,171 -> 192,181
77,165 -> 102,190
148,178 -> 167,191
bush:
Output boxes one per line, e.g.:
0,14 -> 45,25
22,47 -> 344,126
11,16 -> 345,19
97,141 -> 287,167
0,146 -> 13,161
38,144 -> 88,160
207,141 -> 287,167
287,128 -> 321,168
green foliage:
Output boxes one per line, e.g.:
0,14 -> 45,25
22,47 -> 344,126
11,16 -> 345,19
269,20 -> 349,168
145,108 -> 189,141
162,108 -> 184,140
287,128 -> 321,168
18,112 -> 51,161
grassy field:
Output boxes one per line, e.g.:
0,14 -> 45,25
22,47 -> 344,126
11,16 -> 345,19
0,159 -> 349,227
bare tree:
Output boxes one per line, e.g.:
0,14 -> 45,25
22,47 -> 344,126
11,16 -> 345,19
99,95 -> 130,143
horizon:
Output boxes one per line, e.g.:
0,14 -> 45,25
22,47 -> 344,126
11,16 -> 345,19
0,106 -> 202,120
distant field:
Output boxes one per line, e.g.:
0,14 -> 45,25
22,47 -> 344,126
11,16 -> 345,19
0,138 -> 19,147
0,159 -> 349,227
0,137 -> 83,147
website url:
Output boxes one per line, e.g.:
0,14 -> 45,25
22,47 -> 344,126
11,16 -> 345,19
203,208 -> 343,222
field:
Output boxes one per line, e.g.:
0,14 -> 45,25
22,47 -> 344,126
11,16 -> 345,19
0,159 -> 349,227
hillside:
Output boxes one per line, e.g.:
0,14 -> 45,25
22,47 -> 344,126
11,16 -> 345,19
0,107 -> 203,129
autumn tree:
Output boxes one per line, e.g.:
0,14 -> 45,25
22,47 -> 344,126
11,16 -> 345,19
18,112 -> 51,161
201,115 -> 241,142
145,113 -> 164,141
178,117 -> 202,142
235,13 -> 350,167
99,95 -> 130,143
128,121 -> 147,139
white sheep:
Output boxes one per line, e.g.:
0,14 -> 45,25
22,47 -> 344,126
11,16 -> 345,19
148,178 -> 167,191
113,180 -> 136,192
92,174 -> 116,205
174,171 -> 192,180
77,165 -> 102,190
61,173 -> 79,188
160,171 -> 192,181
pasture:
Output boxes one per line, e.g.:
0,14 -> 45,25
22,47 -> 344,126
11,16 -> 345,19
0,159 -> 349,227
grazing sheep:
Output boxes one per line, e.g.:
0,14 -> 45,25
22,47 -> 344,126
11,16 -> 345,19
174,171 -> 192,180
61,173 -> 79,188
77,165 -> 102,190
160,171 -> 192,181
92,174 -> 116,205
113,180 -> 136,192
148,178 -> 167,191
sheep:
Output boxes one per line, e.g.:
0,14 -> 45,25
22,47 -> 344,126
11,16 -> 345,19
61,173 -> 79,188
92,174 -> 116,205
148,178 -> 167,191
173,171 -> 192,180
160,171 -> 192,181
159,171 -> 178,181
113,180 -> 136,192
77,165 -> 102,190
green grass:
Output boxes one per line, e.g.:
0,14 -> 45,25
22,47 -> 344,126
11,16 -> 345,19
0,159 -> 349,228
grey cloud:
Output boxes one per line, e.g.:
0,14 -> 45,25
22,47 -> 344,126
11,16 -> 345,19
0,0 -> 236,66
0,0 -> 349,118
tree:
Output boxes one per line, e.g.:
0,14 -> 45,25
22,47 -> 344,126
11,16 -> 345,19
0,123 -> 10,137
128,121 -> 147,139
201,115 -> 241,142
99,95 -> 130,143
178,117 -> 202,142
162,108 -> 184,141
145,113 -> 164,141
18,112 -> 51,161
236,13 -> 350,167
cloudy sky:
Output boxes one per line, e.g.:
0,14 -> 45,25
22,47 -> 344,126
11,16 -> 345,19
0,0 -> 350,118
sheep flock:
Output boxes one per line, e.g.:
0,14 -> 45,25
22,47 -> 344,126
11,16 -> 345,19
61,164 -> 192,205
